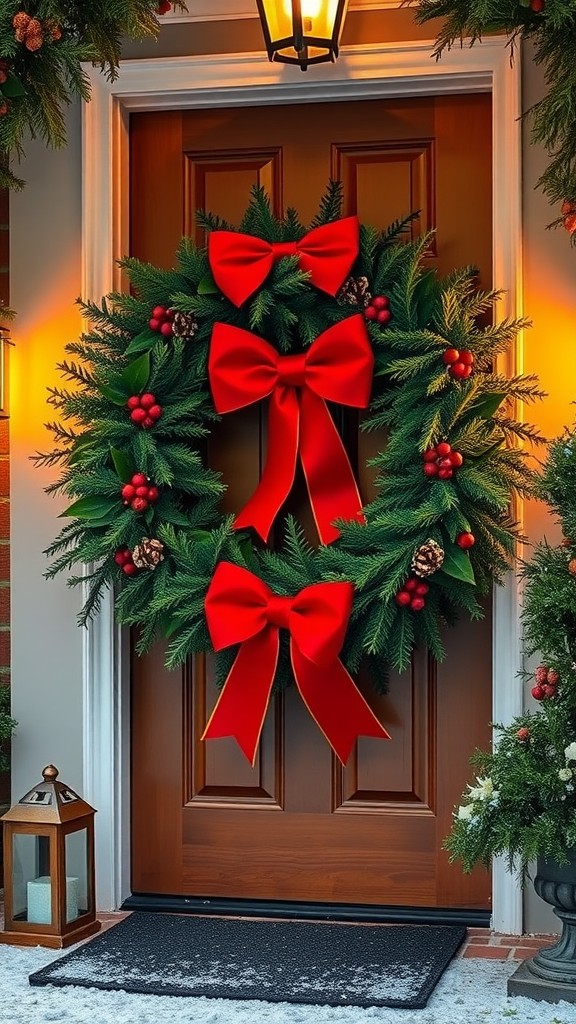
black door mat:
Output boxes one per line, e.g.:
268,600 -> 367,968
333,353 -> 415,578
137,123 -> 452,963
28,912 -> 466,1010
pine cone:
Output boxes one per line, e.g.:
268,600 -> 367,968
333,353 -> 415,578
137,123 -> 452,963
24,20 -> 44,50
172,311 -> 198,339
337,275 -> 372,308
131,538 -> 165,570
13,11 -> 31,41
411,538 -> 445,578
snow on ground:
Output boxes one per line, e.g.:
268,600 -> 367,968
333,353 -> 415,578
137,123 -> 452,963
1,946 -> 576,1024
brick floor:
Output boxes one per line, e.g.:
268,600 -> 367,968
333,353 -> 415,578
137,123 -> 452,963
0,903 -> 558,960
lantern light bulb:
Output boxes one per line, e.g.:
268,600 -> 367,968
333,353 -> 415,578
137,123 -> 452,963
283,0 -> 322,19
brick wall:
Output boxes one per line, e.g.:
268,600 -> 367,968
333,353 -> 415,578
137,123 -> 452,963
0,186 -> 9,807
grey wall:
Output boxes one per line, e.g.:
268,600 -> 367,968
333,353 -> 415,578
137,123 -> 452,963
8,28 -> 575,931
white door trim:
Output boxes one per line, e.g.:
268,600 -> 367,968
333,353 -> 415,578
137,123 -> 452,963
82,37 -> 524,932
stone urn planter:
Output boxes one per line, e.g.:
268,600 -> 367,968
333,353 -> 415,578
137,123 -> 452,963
508,850 -> 576,1002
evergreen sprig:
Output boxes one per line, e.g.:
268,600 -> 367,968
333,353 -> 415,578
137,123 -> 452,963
446,413 -> 576,874
0,683 -> 16,774
411,0 -> 576,226
0,0 -> 187,190
42,185 -> 540,696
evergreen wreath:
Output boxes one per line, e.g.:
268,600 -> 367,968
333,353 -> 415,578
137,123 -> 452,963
411,0 -> 576,233
0,0 -> 186,191
38,184 -> 543,708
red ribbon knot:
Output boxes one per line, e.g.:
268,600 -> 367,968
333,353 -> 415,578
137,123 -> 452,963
208,216 -> 360,307
202,562 -> 391,764
209,315 -> 374,544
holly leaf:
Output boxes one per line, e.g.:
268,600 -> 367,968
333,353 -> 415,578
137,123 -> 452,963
110,446 -> 133,483
125,329 -> 158,357
95,380 -> 128,405
1,73 -> 26,99
122,352 -> 150,395
440,546 -> 476,585
59,496 -> 118,520
198,273 -> 219,295
469,393 -> 507,420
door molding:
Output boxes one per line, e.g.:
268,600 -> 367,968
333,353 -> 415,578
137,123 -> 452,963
82,38 -> 523,933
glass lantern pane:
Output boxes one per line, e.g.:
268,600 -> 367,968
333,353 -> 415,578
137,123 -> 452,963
12,833 -> 52,924
64,829 -> 88,922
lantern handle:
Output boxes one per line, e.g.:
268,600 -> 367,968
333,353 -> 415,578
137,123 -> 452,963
42,765 -> 59,782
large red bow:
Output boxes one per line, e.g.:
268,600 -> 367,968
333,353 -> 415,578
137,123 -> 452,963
208,217 -> 359,307
209,315 -> 373,545
203,562 -> 390,764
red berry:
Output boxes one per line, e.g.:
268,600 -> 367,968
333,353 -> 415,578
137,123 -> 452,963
142,416 -> 155,429
530,0 -> 544,11
135,485 -> 149,498
410,597 -> 426,612
0,102 -> 9,117
449,451 -> 464,467
152,305 -> 166,320
542,684 -> 557,699
372,295 -> 389,310
127,395 -> 141,410
149,318 -> 161,332
405,578 -> 418,592
450,362 -> 468,379
456,532 -> 475,549
423,463 -> 439,477
157,1 -> 172,13
364,306 -> 377,321
436,442 -> 452,457
148,405 -> 162,421
130,407 -> 147,424
147,486 -> 159,503
547,668 -> 559,685
140,393 -> 156,409
439,457 -> 453,469
531,684 -> 545,701
460,365 -> 473,379
460,351 -> 474,366
423,449 -> 438,462
377,309 -> 392,325
114,548 -> 130,566
443,348 -> 460,365
121,483 -> 136,501
160,321 -> 174,337
395,591 -> 411,607
535,665 -> 548,684
516,727 -> 530,742
166,308 -> 176,321
122,562 -> 138,576
131,473 -> 147,487
438,468 -> 453,480
131,497 -> 148,512
415,582 -> 429,597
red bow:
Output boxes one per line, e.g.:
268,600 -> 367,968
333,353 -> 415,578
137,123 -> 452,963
208,217 -> 359,307
209,315 -> 373,545
203,562 -> 390,764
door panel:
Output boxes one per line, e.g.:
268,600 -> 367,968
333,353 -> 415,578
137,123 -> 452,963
130,94 -> 492,909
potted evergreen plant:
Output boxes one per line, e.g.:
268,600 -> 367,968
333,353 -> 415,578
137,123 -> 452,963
447,417 -> 576,987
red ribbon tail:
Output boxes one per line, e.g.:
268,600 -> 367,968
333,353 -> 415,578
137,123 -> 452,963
299,388 -> 366,546
292,646 -> 390,764
234,387 -> 299,542
202,628 -> 279,765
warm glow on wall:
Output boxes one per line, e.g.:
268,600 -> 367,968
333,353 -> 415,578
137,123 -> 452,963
256,0 -> 349,70
0,327 -> 13,419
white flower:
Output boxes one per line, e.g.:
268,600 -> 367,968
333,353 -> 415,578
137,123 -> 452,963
457,804 -> 474,821
559,768 -> 573,782
468,776 -> 495,801
565,743 -> 576,762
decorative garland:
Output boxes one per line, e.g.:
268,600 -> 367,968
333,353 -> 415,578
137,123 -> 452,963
0,0 -> 185,190
38,184 -> 543,762
412,0 -> 576,232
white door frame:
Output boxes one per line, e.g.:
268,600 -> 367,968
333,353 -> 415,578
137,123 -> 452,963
82,37 -> 524,933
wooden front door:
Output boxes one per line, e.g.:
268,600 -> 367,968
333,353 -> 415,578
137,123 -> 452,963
130,95 -> 493,910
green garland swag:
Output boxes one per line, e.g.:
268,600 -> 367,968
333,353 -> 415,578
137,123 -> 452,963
412,0 -> 576,225
0,0 -> 186,191
37,184 -> 543,691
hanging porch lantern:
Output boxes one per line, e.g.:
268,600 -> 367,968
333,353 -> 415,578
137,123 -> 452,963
256,0 -> 349,71
0,765 -> 101,948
